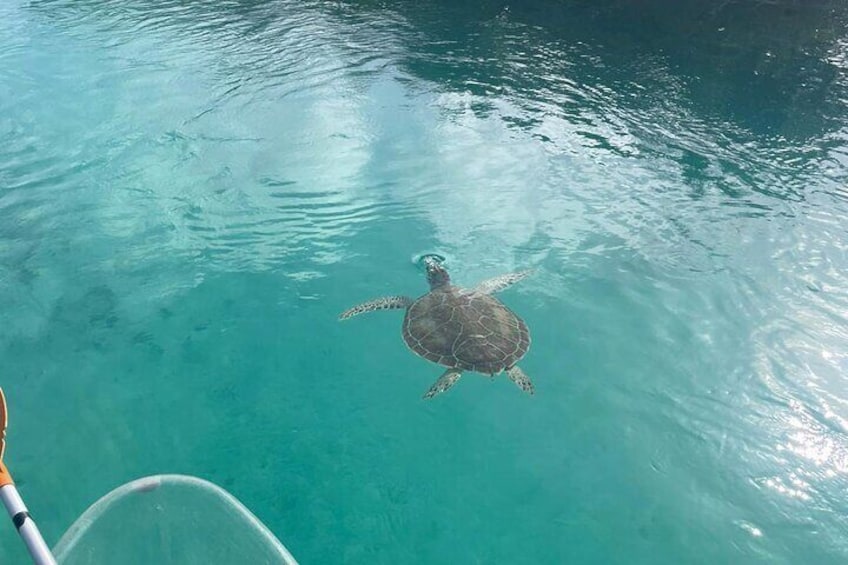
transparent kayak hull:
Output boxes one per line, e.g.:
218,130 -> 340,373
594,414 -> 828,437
53,475 -> 298,565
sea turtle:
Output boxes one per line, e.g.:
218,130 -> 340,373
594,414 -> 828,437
339,258 -> 535,399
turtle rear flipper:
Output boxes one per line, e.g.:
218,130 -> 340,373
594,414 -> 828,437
507,365 -> 534,395
339,296 -> 413,320
423,369 -> 462,399
473,270 -> 532,295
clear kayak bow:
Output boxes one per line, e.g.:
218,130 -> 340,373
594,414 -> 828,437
1,388 -> 299,564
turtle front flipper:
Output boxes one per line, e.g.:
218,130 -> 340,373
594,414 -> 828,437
473,270 -> 532,294
339,296 -> 413,320
423,369 -> 462,399
506,365 -> 535,395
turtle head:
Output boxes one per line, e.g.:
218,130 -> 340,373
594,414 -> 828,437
425,258 -> 451,289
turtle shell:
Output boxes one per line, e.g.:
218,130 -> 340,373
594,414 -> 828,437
401,287 -> 530,375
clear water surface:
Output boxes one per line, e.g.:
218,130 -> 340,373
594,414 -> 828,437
2,1 -> 848,563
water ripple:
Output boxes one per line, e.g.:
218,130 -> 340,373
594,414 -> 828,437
3,1 -> 848,561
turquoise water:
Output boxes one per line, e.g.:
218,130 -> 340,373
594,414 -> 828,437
2,0 -> 848,562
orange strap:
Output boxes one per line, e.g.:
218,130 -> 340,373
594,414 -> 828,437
0,387 -> 12,487
0,461 -> 13,488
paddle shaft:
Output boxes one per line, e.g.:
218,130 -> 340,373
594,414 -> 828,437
0,473 -> 57,565
0,389 -> 57,565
